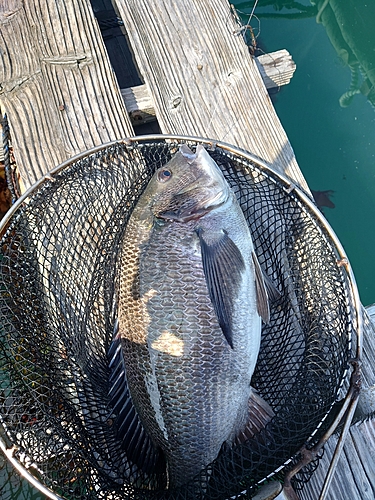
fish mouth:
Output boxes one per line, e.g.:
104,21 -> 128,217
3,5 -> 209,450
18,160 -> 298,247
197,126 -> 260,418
157,203 -> 217,223
198,188 -> 228,212
178,182 -> 228,208
156,185 -> 228,222
153,144 -> 230,222
178,164 -> 230,201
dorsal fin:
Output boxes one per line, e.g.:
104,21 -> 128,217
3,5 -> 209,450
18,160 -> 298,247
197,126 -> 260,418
108,320 -> 165,475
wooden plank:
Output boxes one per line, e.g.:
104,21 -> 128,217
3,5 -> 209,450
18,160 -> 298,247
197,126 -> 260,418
256,50 -> 296,89
355,307 -> 375,418
113,0 -> 309,193
299,422 -> 375,500
121,85 -> 157,125
121,50 -> 296,126
0,0 -> 134,189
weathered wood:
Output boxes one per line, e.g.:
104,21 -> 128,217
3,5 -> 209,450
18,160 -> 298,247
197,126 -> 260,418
299,421 -> 375,500
1,1 -> 374,499
355,305 -> 375,419
113,0 -> 309,192
0,0 -> 134,189
121,50 -> 296,126
121,85 -> 156,125
256,50 -> 296,89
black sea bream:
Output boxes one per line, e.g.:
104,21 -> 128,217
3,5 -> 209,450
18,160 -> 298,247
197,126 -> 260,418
109,145 -> 273,488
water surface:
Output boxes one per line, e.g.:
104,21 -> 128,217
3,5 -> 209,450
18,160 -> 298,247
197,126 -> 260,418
234,0 -> 375,306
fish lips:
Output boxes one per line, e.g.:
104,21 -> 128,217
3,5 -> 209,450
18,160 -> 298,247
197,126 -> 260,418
153,186 -> 228,222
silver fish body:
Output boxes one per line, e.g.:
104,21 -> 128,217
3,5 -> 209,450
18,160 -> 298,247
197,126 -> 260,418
110,145 -> 272,488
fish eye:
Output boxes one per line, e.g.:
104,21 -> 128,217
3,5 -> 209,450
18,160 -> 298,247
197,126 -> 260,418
157,168 -> 172,182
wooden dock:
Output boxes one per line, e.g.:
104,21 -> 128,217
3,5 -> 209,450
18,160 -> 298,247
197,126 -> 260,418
1,1 -> 375,499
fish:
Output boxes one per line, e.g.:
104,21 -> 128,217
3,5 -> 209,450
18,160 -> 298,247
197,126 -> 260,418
311,190 -> 335,210
108,144 -> 275,489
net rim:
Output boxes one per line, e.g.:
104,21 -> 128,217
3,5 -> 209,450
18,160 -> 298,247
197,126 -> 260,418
0,438 -> 64,500
0,134 -> 363,500
1,133 -> 362,358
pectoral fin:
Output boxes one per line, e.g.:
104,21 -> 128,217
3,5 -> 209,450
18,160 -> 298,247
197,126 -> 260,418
198,228 -> 245,348
108,320 -> 164,475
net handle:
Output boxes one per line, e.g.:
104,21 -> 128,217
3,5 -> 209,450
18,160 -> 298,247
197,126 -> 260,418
0,434 -> 64,500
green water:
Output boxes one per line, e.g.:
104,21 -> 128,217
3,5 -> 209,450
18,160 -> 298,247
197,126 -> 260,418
234,0 -> 375,307
3,1 -> 375,498
0,455 -> 44,500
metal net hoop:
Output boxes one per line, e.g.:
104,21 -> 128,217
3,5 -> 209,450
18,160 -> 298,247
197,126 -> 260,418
0,135 -> 361,500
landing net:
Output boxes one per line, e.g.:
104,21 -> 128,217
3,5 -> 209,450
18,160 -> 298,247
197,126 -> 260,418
0,136 -> 360,499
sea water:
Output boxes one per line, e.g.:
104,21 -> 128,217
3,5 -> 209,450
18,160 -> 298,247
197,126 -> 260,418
233,0 -> 375,307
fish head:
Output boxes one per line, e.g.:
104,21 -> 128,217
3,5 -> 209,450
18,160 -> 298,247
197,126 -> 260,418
147,144 -> 230,222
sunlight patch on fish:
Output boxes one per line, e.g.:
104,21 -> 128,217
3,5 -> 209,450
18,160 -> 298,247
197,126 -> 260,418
151,330 -> 185,357
131,288 -> 158,345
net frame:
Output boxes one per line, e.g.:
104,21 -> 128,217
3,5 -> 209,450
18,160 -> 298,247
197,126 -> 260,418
0,135 -> 362,500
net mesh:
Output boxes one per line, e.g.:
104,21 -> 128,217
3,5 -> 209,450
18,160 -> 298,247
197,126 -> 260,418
0,138 -> 355,499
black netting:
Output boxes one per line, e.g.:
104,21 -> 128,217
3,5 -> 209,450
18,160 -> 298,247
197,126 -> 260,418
0,138 -> 356,499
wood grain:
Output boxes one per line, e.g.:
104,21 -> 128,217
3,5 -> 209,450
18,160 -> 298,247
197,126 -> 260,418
113,0 -> 309,192
0,0 -> 134,189
256,50 -> 296,89
121,50 -> 296,126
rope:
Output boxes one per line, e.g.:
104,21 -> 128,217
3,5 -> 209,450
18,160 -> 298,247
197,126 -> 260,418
316,0 -> 330,24
1,113 -> 19,204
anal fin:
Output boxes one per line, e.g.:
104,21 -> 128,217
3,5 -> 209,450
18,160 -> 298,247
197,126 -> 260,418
235,389 -> 274,445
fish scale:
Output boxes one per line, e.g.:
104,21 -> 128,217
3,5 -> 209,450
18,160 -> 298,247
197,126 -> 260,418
122,221 -> 238,486
111,145 -> 273,489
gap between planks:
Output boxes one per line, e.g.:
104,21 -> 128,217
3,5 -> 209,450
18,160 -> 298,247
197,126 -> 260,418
121,49 -> 296,126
